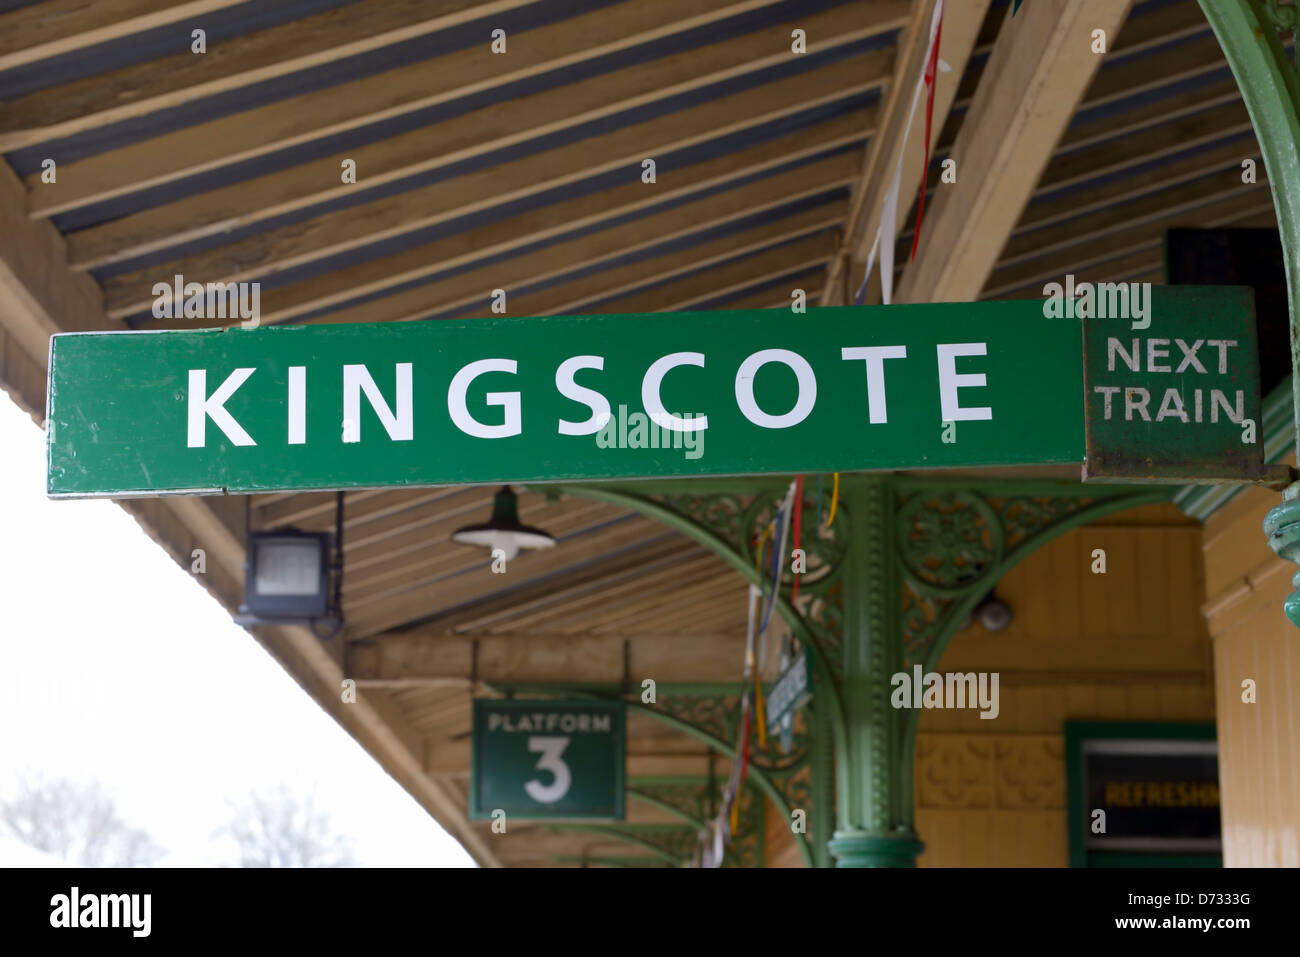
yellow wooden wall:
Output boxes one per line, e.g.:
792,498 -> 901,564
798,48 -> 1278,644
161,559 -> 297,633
1200,470 -> 1300,867
915,503 -> 1215,867
760,503 -> 1218,867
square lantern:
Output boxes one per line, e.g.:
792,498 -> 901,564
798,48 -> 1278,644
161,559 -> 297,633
241,530 -> 331,620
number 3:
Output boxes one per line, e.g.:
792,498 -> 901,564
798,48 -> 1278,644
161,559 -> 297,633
525,736 -> 572,803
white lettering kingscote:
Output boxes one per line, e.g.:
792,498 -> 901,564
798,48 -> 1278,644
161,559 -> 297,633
183,345 -> 994,448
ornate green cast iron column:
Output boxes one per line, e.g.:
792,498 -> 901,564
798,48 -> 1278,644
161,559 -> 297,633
827,477 -> 922,866
556,477 -> 1167,867
1199,0 -> 1300,623
553,478 -> 1164,868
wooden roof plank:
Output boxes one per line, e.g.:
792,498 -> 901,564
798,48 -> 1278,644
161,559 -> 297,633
0,0 -> 543,150
125,149 -> 860,326
29,0 -> 907,217
69,31 -> 892,273
0,0 -> 248,74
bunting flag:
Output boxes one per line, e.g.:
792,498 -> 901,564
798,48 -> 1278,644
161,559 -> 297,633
1013,0 -> 1023,14
758,480 -> 798,641
854,0 -> 947,305
909,7 -> 944,261
791,476 -> 805,603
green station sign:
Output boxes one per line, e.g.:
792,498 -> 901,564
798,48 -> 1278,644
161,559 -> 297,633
1080,287 -> 1278,483
765,652 -> 812,737
470,699 -> 625,820
45,290 -> 1276,496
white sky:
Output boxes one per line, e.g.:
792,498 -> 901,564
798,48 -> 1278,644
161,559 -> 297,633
0,394 -> 473,867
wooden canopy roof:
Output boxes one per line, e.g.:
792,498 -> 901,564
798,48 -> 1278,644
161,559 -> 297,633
0,0 -> 1280,866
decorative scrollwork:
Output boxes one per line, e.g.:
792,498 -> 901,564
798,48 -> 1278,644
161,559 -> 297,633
653,691 -> 808,775
740,489 -> 850,590
610,825 -> 699,864
1261,0 -> 1299,32
629,780 -> 716,826
656,492 -> 748,553
901,582 -> 954,672
996,496 -> 1090,554
804,580 -> 845,685
749,715 -> 811,775
654,692 -> 737,745
897,492 -> 1004,594
653,486 -> 848,693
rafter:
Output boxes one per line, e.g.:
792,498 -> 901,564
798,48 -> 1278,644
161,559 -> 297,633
896,0 -> 1135,303
822,0 -> 991,305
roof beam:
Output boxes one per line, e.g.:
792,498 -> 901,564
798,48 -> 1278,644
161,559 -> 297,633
895,0 -> 1135,304
349,633 -> 749,687
822,0 -> 991,305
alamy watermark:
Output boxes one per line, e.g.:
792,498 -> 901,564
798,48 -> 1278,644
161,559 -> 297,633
595,404 -> 704,460
152,274 -> 260,328
890,665 -> 1000,719
1042,274 -> 1151,329
50,887 -> 151,937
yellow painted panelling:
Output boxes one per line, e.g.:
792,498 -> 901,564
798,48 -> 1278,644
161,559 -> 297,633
989,525 -> 1207,644
916,682 -> 1214,735
916,809 -> 1067,867
1210,571 -> 1300,867
1202,463 -> 1300,868
912,513 -> 1214,867
915,734 -> 1065,866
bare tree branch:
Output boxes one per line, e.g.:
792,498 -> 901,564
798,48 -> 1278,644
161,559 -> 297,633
219,786 -> 355,868
0,773 -> 164,867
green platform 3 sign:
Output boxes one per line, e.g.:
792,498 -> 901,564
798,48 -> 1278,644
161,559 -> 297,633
45,290 -> 1277,497
470,699 -> 625,821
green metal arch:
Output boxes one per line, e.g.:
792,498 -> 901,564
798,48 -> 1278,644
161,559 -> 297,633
626,788 -> 708,830
1199,0 -> 1300,626
1200,0 -> 1300,441
558,481 -> 837,867
562,482 -> 846,746
624,698 -> 814,867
